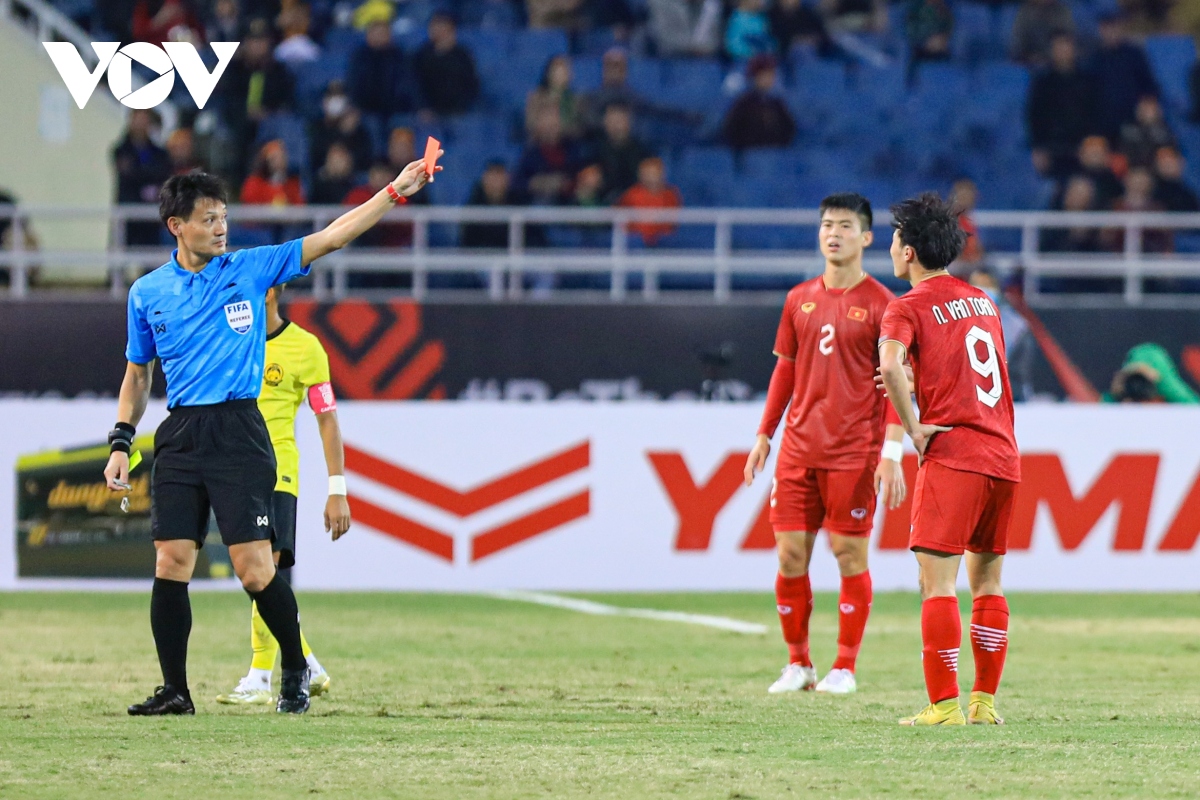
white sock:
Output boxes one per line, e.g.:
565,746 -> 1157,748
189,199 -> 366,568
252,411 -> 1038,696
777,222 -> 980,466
246,667 -> 272,689
306,653 -> 324,676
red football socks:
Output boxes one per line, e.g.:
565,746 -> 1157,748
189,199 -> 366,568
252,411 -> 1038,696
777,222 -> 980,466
775,573 -> 813,666
970,595 -> 1009,695
921,596 -> 961,704
832,571 -> 872,672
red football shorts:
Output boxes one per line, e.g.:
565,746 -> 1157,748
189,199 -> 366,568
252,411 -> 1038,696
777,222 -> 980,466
909,460 -> 1018,555
770,461 -> 877,536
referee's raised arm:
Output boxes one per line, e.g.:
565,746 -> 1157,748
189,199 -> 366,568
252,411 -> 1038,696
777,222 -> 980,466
299,152 -> 442,267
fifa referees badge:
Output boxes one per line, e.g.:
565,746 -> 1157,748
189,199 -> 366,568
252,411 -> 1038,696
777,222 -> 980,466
881,440 -> 904,463
329,475 -> 347,496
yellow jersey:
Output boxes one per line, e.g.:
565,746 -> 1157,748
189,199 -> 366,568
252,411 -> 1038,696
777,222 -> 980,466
258,320 -> 333,496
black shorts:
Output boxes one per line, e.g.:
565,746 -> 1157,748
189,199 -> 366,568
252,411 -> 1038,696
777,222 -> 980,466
151,399 -> 277,549
271,491 -> 298,569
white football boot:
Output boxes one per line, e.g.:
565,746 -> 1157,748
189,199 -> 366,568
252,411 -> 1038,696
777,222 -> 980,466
216,675 -> 274,705
768,663 -> 818,694
815,668 -> 857,694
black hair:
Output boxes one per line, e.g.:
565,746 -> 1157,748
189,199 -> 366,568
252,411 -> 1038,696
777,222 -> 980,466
158,170 -> 227,228
819,192 -> 872,231
890,192 -> 967,270
539,54 -> 569,89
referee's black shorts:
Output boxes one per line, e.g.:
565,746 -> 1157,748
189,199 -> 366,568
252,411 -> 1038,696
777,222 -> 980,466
270,491 -> 298,569
151,399 -> 277,549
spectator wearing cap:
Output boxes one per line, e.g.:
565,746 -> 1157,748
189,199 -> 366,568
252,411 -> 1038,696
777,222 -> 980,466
1152,147 -> 1199,212
526,55 -> 584,140
722,55 -> 796,151
726,0 -> 777,61
648,0 -> 723,58
240,139 -> 305,206
348,19 -> 416,126
1010,0 -> 1074,67
414,11 -> 481,117
1090,12 -> 1159,141
1027,33 -> 1098,177
309,82 -> 374,174
591,103 -> 653,202
273,2 -> 321,67
618,157 -> 683,246
1119,95 -> 1175,170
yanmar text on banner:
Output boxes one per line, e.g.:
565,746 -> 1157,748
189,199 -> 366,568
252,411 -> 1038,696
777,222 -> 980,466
1,401 -> 1198,591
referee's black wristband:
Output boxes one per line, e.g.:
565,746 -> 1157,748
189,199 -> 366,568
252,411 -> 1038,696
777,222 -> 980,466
108,422 -> 136,455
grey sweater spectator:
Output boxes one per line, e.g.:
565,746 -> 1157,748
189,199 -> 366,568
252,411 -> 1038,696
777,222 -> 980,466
414,12 -> 481,116
348,21 -> 415,117
1090,13 -> 1159,140
648,0 -> 723,57
1010,0 -> 1074,67
1027,34 -> 1097,175
722,56 -> 796,150
1119,96 -> 1175,169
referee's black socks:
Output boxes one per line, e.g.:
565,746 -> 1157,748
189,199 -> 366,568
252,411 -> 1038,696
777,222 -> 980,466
249,573 -> 306,672
150,577 -> 192,696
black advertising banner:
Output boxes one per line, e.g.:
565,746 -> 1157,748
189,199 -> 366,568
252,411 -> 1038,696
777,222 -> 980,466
16,434 -> 229,579
0,300 -> 1197,401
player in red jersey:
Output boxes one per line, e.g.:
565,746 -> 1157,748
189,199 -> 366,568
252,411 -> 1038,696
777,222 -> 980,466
878,193 -> 1020,726
745,193 -> 907,696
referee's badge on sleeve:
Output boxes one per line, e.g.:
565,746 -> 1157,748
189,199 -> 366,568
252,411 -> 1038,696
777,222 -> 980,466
224,301 -> 254,334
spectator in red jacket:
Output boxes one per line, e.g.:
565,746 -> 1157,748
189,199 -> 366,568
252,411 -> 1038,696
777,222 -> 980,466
240,139 -> 305,206
133,0 -> 204,47
618,157 -> 682,246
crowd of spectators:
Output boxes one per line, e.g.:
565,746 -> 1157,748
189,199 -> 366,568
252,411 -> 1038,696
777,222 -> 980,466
94,0 -> 1200,263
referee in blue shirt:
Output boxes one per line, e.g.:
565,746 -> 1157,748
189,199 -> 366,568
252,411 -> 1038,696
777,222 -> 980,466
104,153 -> 438,715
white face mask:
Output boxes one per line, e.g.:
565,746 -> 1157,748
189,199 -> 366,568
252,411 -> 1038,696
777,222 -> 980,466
324,95 -> 348,118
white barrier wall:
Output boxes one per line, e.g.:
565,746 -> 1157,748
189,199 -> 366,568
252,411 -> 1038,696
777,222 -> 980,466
2,401 -> 1199,591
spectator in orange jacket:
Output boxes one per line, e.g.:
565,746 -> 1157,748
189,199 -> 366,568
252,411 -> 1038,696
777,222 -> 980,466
240,139 -> 305,206
618,157 -> 682,246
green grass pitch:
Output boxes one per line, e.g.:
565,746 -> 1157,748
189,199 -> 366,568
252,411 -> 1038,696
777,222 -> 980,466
1,591 -> 1198,798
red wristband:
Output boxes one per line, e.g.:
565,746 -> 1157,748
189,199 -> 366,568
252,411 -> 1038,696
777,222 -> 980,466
385,183 -> 407,204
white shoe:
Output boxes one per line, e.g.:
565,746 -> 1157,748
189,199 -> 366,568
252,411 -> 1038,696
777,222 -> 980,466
216,676 -> 274,705
768,663 -> 818,694
815,668 -> 857,694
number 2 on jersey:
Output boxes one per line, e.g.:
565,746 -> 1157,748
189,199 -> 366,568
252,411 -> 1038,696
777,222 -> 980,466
966,325 -> 1002,407
818,324 -> 835,356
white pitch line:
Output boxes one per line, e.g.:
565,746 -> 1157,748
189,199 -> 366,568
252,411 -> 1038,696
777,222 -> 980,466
487,590 -> 768,635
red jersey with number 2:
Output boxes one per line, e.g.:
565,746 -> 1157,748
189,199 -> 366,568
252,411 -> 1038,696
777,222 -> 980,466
878,275 -> 1020,482
773,275 -> 896,469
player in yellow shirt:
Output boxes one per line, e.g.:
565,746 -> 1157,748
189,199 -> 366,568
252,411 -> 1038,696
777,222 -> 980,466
217,284 -> 352,705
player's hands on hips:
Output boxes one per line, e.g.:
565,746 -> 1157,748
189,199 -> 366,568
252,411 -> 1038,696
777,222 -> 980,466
875,364 -> 914,396
325,495 -> 351,541
744,435 -> 771,487
104,451 -> 131,491
392,152 -> 444,197
909,422 -> 952,463
874,458 -> 906,510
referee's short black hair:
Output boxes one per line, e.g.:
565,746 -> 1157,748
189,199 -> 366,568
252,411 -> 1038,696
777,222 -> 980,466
159,170 -> 228,227
890,192 -> 966,270
819,192 -> 872,231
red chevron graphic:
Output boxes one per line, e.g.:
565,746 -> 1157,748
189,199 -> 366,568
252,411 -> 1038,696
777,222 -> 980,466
345,442 -> 591,561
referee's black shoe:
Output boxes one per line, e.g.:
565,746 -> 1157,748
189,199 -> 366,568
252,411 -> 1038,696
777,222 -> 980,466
277,668 -> 311,714
128,685 -> 195,716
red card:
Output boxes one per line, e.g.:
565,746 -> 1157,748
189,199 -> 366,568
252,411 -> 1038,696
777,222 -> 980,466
424,136 -> 441,176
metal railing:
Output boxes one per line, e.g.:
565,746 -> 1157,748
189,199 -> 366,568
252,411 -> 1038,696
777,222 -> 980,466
2,204 -> 1200,305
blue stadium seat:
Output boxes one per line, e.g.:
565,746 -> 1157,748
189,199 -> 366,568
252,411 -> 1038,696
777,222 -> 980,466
294,58 -> 349,119
571,57 -> 604,92
661,60 -> 726,112
323,27 -> 365,58
255,112 -> 310,173
1145,35 -> 1197,115
627,58 -> 663,97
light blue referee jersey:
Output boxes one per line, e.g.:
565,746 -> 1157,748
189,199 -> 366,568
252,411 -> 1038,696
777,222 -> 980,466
126,240 -> 309,408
